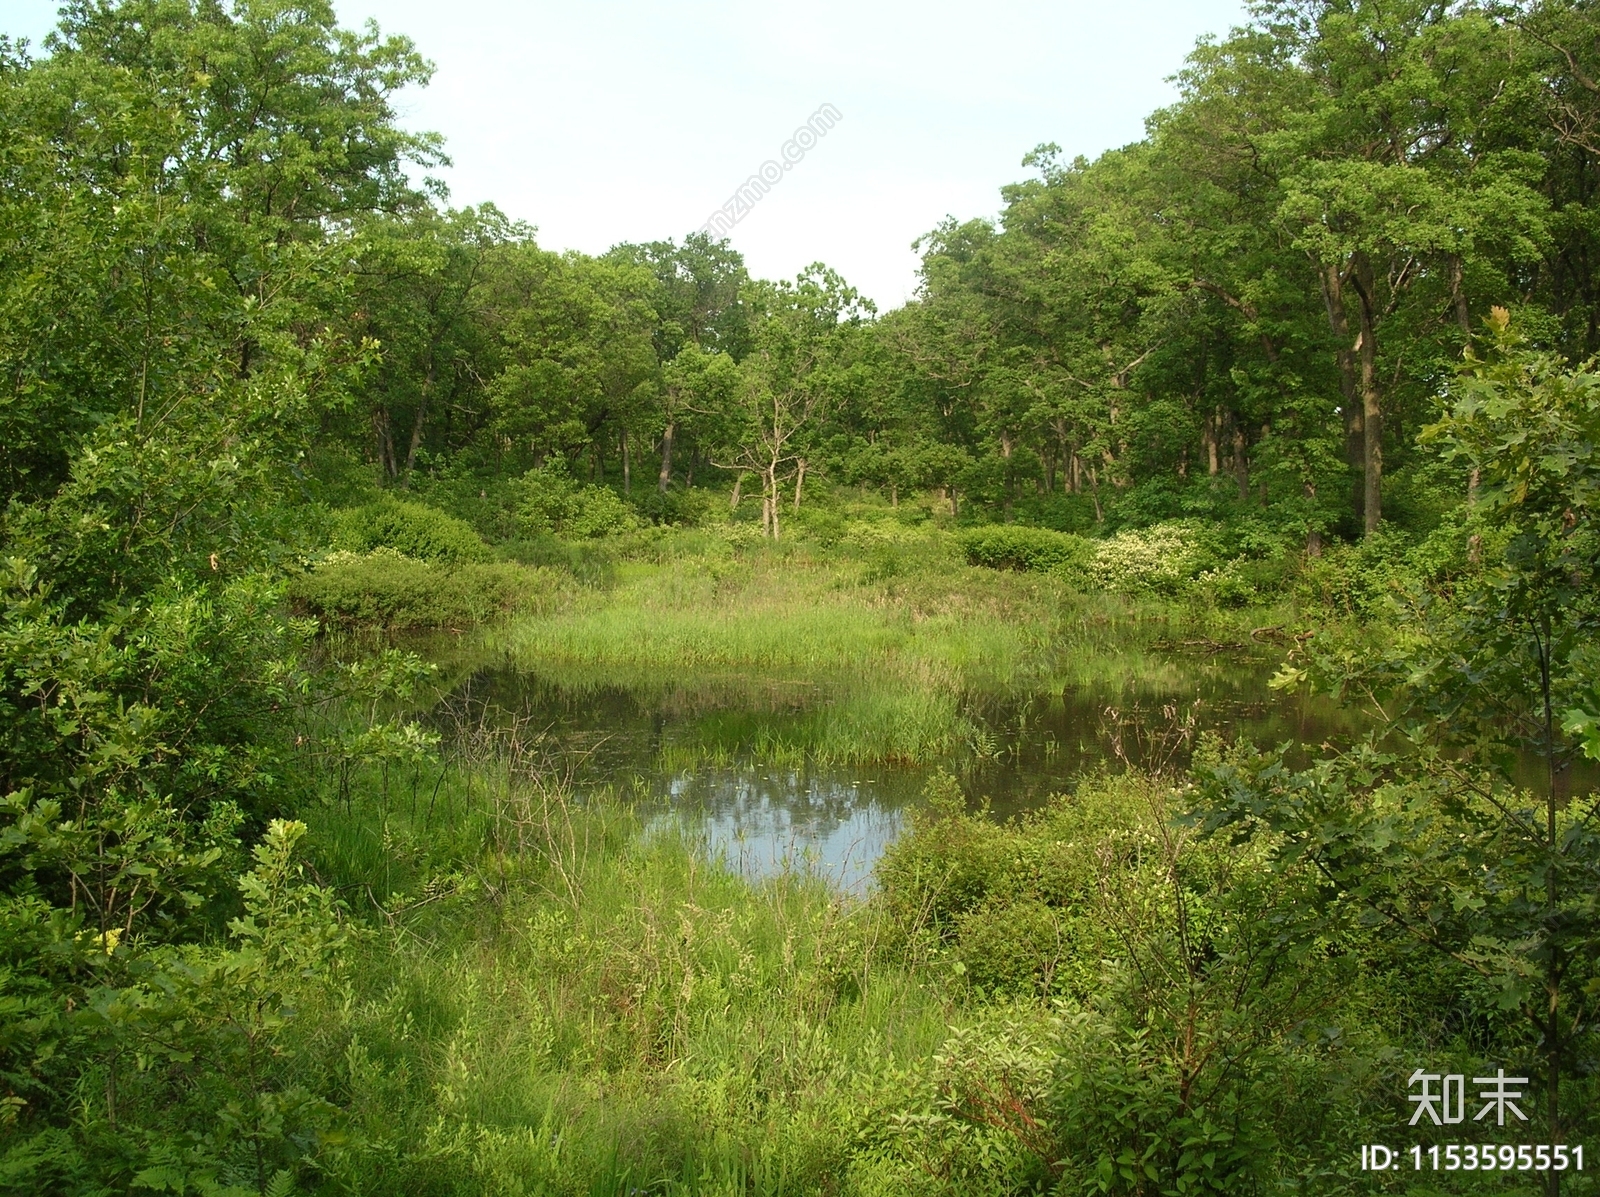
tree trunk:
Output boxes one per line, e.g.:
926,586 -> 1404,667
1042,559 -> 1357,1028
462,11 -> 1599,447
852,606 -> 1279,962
792,458 -> 807,513
1000,434 -> 1014,520
1321,262 -> 1365,526
1232,423 -> 1249,501
1103,447 -> 1123,488
1449,254 -> 1471,337
1088,464 -> 1103,523
622,428 -> 630,495
1352,256 -> 1383,535
1205,411 -> 1219,476
401,406 -> 423,482
402,371 -> 432,484
658,421 -> 675,493
374,406 -> 397,478
730,472 -> 744,511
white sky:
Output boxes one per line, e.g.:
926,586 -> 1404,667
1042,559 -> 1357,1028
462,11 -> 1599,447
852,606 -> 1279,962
6,0 -> 1250,307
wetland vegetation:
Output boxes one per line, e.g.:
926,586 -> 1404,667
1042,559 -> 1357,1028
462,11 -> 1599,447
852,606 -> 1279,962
3,2 -> 1600,1195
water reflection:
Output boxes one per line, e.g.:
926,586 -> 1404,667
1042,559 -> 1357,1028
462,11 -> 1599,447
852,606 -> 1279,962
650,766 -> 918,893
435,652 -> 1363,886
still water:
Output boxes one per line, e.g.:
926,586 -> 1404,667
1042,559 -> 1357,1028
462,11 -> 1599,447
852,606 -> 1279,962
430,649 -> 1363,891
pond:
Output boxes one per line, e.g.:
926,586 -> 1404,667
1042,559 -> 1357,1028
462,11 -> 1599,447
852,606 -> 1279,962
427,644 -> 1364,891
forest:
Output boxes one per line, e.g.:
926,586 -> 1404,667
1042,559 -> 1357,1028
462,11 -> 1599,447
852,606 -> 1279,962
1,0 -> 1599,1194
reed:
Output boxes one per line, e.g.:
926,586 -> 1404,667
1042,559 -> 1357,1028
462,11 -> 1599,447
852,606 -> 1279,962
300,727 -> 956,1195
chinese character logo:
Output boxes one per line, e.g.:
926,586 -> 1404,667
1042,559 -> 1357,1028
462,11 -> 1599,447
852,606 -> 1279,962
1407,1070 -> 1465,1125
1473,1069 -> 1529,1127
1408,1068 -> 1528,1127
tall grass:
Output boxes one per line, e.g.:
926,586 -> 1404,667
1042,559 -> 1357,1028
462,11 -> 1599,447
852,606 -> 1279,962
297,714 -> 960,1195
476,547 -> 1300,771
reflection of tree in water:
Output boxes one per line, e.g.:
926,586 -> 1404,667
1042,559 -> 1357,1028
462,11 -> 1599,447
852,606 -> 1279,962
427,658 -> 1371,886
653,766 -> 913,894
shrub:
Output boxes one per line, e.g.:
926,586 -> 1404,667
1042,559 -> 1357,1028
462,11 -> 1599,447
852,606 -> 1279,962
627,484 -> 721,527
288,549 -> 544,629
1189,558 -> 1263,608
878,771 -> 1363,1193
955,897 -> 1066,994
499,534 -> 616,587
959,524 -> 1095,576
1088,520 -> 1214,594
335,495 -> 489,562
1290,527 -> 1421,616
519,468 -> 639,539
408,470 -> 530,541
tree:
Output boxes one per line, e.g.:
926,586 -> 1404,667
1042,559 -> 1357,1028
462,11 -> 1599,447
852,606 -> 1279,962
604,233 -> 750,492
712,267 -> 872,538
1203,314 -> 1600,1187
0,0 -> 439,508
1173,0 -> 1550,533
352,206 -> 515,482
484,248 -> 657,475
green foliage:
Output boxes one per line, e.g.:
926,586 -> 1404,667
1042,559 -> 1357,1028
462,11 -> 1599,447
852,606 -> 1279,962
8,0 -> 1600,1189
876,771 -> 1368,1193
1205,325 -> 1600,1153
334,495 -> 490,562
0,815 -> 353,1195
958,524 -> 1094,576
288,550 -> 546,629
1088,520 -> 1217,595
517,468 -> 641,539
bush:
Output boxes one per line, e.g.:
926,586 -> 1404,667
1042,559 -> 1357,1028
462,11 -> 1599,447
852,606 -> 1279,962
499,534 -> 617,587
1088,519 -> 1215,594
1188,553 -> 1294,608
959,524 -> 1095,576
335,495 -> 489,562
1290,527 -> 1416,616
877,771 -> 1364,1193
519,468 -> 640,538
408,469 -> 530,541
288,549 -> 544,629
626,484 -> 722,527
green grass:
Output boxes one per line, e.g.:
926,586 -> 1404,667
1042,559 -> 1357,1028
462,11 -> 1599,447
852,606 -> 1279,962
475,544 -> 1300,770
298,746 -> 963,1196
497,540 -> 1295,674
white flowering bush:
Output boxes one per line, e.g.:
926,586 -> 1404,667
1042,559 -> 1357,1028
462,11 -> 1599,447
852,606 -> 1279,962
1190,558 -> 1258,607
1088,520 -> 1212,594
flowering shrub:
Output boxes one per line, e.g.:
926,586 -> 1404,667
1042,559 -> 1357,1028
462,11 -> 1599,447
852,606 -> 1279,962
1088,521 -> 1212,594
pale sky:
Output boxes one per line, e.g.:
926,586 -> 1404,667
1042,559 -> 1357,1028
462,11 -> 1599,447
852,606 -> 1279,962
6,0 -> 1250,307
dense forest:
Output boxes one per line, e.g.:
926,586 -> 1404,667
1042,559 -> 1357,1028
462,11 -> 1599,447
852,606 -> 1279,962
2,0 -> 1599,1194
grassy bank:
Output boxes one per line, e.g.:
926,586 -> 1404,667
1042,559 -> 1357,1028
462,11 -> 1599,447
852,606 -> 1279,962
247,731 -> 1451,1197
495,527 -> 1298,683
473,535 -> 1300,767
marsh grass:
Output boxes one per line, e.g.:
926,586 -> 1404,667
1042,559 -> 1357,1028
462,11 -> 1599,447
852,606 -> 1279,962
298,712 -> 961,1195
474,546 -> 1298,772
